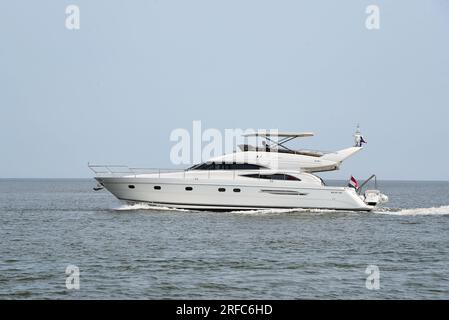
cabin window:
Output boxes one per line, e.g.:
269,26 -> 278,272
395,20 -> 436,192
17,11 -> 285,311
240,174 -> 301,181
128,185 -> 135,189
218,188 -> 226,192
188,162 -> 266,170
233,188 -> 241,192
154,186 -> 161,190
185,187 -> 193,191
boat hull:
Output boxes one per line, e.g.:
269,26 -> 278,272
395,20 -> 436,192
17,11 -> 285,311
96,177 -> 374,212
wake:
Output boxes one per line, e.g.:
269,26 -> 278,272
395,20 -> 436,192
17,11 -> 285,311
375,205 -> 449,216
113,203 -> 191,212
112,203 -> 449,216
239,206 -> 449,216
228,208 -> 340,215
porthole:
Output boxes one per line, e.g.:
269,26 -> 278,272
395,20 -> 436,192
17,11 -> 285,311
154,186 -> 161,190
218,188 -> 226,192
185,186 -> 193,191
233,188 -> 241,193
128,185 -> 135,189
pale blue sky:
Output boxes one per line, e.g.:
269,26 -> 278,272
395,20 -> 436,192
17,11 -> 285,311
1,0 -> 448,179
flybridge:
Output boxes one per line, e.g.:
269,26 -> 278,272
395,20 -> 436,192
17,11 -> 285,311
204,130 -> 365,173
240,131 -> 325,157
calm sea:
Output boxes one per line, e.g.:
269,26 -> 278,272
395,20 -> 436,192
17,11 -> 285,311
0,179 -> 448,299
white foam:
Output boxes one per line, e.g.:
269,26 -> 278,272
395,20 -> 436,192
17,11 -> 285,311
113,203 -> 190,212
229,208 -> 341,215
113,205 -> 339,215
113,203 -> 449,216
375,205 -> 449,216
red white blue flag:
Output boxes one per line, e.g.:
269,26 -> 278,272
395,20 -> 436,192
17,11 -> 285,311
348,176 -> 359,189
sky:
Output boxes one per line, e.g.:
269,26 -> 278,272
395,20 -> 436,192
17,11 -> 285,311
1,0 -> 449,180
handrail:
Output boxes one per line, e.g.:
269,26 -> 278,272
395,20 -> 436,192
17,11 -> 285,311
88,164 -> 186,177
357,174 -> 377,194
87,163 -> 306,181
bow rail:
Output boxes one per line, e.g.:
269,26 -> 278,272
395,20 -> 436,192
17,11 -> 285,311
88,164 -> 186,177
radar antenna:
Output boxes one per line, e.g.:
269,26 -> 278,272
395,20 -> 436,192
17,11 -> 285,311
353,124 -> 366,147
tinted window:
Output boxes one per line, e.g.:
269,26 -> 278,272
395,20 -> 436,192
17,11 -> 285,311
154,186 -> 161,190
185,186 -> 193,191
218,188 -> 226,192
128,185 -> 135,189
241,174 -> 301,181
189,162 -> 265,170
233,188 -> 241,192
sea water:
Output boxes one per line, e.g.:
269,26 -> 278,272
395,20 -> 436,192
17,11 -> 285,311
0,179 -> 448,299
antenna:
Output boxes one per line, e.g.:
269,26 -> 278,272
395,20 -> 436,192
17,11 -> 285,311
354,124 -> 366,147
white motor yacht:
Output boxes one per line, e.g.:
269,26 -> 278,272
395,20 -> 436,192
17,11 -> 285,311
89,129 -> 388,211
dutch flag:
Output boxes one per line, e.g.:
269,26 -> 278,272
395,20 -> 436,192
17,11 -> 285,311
348,176 -> 359,189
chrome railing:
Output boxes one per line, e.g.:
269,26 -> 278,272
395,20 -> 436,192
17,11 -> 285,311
88,163 -> 303,181
357,174 -> 378,194
88,164 -> 186,178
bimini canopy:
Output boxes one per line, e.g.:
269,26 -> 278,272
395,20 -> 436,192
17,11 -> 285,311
243,131 -> 314,138
242,131 -> 316,155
